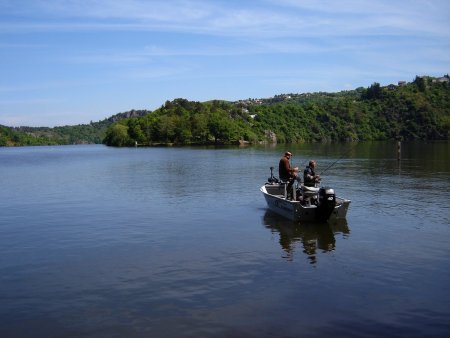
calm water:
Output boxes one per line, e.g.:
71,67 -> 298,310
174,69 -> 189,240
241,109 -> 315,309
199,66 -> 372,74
0,142 -> 449,338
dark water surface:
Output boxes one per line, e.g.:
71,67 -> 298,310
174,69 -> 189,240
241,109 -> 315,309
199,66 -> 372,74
1,142 -> 449,337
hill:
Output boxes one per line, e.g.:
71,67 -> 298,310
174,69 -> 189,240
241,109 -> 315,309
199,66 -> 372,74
1,75 -> 449,147
103,75 -> 450,146
0,110 -> 149,146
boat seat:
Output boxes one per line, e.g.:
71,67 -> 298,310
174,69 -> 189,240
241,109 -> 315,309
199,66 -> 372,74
300,185 -> 319,197
279,179 -> 296,200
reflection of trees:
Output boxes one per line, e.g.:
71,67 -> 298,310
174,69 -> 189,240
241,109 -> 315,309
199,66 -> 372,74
262,211 -> 350,264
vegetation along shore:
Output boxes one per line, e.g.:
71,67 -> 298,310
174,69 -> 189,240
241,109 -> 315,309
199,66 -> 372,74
1,75 -> 449,147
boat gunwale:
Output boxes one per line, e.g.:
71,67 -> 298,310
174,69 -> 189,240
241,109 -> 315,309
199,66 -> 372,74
260,184 -> 350,221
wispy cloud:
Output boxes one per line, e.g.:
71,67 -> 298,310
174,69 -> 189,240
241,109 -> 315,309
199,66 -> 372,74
1,0 -> 448,38
0,0 -> 449,126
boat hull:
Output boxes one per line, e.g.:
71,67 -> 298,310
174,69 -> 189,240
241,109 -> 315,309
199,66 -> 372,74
260,184 -> 350,222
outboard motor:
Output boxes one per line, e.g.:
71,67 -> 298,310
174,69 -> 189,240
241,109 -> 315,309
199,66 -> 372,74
316,187 -> 336,221
267,166 -> 280,184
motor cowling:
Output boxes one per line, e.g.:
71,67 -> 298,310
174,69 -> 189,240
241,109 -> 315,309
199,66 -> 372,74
316,187 -> 336,221
267,166 -> 280,185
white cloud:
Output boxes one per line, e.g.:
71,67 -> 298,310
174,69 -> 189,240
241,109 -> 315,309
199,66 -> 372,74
0,0 -> 447,39
0,0 -> 449,126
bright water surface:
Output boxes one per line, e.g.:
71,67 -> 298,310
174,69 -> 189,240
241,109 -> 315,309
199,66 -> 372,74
0,142 -> 449,337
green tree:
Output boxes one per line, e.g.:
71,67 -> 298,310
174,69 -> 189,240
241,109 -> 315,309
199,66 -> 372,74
207,112 -> 236,143
364,82 -> 382,99
104,124 -> 132,146
127,119 -> 146,144
414,76 -> 427,92
190,113 -> 209,143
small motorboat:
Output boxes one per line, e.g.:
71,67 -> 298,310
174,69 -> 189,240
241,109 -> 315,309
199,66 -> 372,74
260,167 -> 351,222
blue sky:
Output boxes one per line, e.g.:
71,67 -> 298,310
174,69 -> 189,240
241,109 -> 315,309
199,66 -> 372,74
1,0 -> 449,127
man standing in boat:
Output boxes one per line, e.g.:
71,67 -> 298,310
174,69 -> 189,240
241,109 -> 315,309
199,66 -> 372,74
279,151 -> 298,197
304,160 -> 321,187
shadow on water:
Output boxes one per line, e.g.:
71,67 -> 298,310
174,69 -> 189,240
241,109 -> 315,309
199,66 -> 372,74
262,210 -> 350,264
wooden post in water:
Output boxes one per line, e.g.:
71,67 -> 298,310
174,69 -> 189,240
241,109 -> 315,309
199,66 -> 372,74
397,140 -> 401,161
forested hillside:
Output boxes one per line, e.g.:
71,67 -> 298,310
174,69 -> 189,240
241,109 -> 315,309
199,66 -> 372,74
0,110 -> 149,146
104,76 -> 450,146
2,75 -> 449,147
0,125 -> 58,146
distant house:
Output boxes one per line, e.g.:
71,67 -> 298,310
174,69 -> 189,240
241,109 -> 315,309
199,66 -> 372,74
432,77 -> 450,83
398,81 -> 407,86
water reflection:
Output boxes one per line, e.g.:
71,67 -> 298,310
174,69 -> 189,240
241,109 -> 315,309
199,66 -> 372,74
262,211 -> 350,264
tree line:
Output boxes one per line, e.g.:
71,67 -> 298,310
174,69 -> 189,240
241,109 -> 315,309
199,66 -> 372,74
103,99 -> 258,146
104,76 -> 449,146
0,110 -> 149,146
1,75 -> 449,147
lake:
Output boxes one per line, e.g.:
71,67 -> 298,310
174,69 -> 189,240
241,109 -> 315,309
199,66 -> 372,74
0,142 -> 449,337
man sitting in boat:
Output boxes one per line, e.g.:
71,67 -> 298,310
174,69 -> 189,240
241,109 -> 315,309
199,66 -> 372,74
279,151 -> 298,198
303,160 -> 321,187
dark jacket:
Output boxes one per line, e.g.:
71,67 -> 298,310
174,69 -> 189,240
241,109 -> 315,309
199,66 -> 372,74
279,156 -> 294,181
303,166 -> 316,187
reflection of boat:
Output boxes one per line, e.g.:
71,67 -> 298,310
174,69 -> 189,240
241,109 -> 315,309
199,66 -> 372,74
263,210 -> 350,262
260,168 -> 351,222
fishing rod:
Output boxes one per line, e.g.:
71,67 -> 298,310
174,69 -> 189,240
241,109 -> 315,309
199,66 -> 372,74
319,156 -> 344,176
